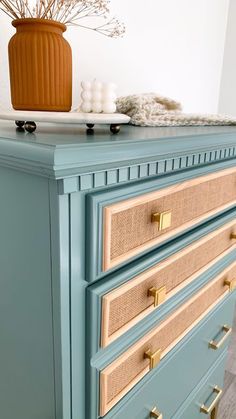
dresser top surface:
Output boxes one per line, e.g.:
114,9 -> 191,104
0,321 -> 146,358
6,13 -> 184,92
0,121 -> 236,177
1,122 -> 236,147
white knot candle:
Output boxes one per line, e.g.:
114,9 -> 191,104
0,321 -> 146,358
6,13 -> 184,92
80,80 -> 117,113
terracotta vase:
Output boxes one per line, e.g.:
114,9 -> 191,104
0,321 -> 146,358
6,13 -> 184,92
8,18 -> 72,112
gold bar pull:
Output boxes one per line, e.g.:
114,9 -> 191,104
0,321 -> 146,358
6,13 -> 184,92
224,278 -> 236,291
148,286 -> 166,307
144,348 -> 161,370
151,210 -> 172,231
209,325 -> 232,350
200,386 -> 223,414
150,407 -> 163,418
230,232 -> 236,239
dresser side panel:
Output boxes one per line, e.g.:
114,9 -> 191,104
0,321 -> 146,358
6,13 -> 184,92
0,167 -> 55,419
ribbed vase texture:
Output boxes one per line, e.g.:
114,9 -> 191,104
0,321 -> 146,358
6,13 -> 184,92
8,19 -> 72,111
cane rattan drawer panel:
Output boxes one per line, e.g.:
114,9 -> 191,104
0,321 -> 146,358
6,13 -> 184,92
103,167 -> 236,271
101,220 -> 236,347
100,262 -> 236,416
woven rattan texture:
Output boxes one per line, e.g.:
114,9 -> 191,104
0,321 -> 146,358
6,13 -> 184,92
104,269 -> 235,405
110,172 -> 236,261
107,225 -> 235,337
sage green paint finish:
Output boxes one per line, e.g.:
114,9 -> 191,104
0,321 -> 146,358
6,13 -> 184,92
1,123 -> 236,180
0,169 -> 72,419
48,181 -> 71,419
70,191 -> 87,419
101,294 -> 236,419
0,125 -> 236,419
0,167 -> 55,419
172,349 -> 228,419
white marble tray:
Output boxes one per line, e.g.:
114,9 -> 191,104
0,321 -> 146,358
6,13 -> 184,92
0,110 -> 130,134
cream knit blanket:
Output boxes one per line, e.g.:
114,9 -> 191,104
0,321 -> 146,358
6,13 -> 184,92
116,93 -> 236,127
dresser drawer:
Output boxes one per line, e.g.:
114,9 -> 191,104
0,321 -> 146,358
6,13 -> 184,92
99,292 -> 235,418
103,167 -> 236,272
101,219 -> 236,347
108,352 -> 227,419
99,262 -> 236,416
172,351 -> 227,419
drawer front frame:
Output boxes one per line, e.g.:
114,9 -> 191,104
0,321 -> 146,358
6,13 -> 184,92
101,219 -> 236,347
95,293 -> 235,419
103,167 -> 236,272
86,162 -> 236,281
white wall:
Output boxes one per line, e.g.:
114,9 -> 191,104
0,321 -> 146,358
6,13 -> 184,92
0,0 -> 230,112
218,0 -> 236,115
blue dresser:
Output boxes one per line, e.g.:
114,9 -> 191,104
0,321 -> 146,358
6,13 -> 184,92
0,123 -> 236,419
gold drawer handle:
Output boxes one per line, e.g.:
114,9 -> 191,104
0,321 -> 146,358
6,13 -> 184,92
224,278 -> 236,291
150,407 -> 163,418
144,348 -> 161,370
200,386 -> 223,414
209,325 -> 232,350
230,232 -> 236,239
148,286 -> 166,307
151,210 -> 172,231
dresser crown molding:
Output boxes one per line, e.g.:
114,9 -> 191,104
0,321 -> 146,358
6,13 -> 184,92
1,123 -> 236,193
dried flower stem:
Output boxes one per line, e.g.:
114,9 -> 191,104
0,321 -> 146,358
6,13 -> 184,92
0,0 -> 125,37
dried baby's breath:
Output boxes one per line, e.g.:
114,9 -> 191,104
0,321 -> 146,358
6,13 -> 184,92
0,0 -> 125,37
